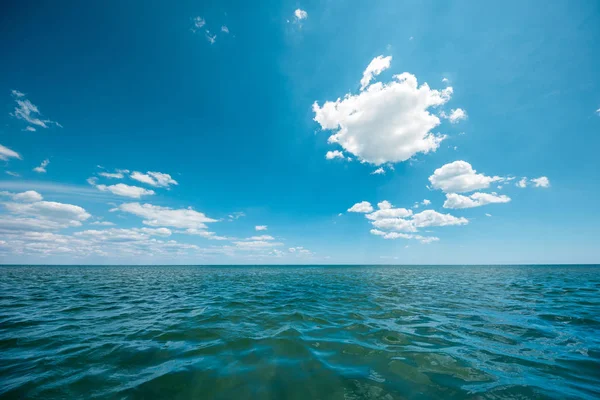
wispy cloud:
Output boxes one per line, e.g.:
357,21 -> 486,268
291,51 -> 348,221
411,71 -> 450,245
10,90 -> 61,130
0,144 -> 22,161
33,159 -> 50,173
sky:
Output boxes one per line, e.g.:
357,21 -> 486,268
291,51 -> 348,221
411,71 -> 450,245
0,0 -> 599,265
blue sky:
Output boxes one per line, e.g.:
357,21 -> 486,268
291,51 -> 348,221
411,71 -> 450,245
1,0 -> 599,264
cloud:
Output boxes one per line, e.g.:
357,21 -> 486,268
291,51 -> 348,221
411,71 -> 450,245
5,171 -> 20,177
96,183 -> 155,198
485,213 -> 492,217
443,192 -> 511,209
422,199 -> 431,206
294,9 -> 308,21
442,78 -> 449,83
429,161 -> 503,193
221,26 -> 229,33
366,201 -> 412,220
441,108 -> 467,124
0,144 -> 22,161
181,229 -> 229,240
99,171 -> 125,179
113,202 -> 217,230
1,190 -> 43,202
360,55 -> 392,90
516,177 -> 528,188
192,16 -> 205,31
205,31 -> 217,44
130,171 -> 178,188
75,227 -> 172,241
247,235 -> 275,241
371,167 -> 385,175
1,193 -> 91,232
348,201 -> 373,213
349,199 -> 468,242
255,225 -> 268,231
370,229 -> 439,244
313,58 -> 454,165
411,209 -> 468,228
90,221 -> 115,226
325,150 -> 346,160
228,212 -> 246,221
531,176 -> 550,188
10,91 -> 61,130
234,240 -> 283,250
33,159 -> 49,173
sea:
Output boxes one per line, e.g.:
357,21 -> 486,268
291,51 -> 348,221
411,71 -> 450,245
0,265 -> 598,399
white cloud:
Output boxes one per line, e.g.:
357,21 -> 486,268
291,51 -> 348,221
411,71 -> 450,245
33,159 -> 49,173
429,161 -> 503,193
6,171 -> 20,177
370,229 -> 439,244
96,183 -> 155,198
113,202 -> 217,230
441,108 -> 467,124
360,55 -> 392,90
411,209 -> 468,228
371,167 -> 385,175
371,218 -> 416,232
485,213 -> 492,217
99,171 -> 124,179
366,202 -> 412,220
2,196 -> 91,231
313,58 -> 454,165
348,201 -> 373,213
247,235 -> 274,241
192,16 -> 205,31
325,150 -> 345,160
422,199 -> 431,206
443,192 -> 511,209
531,176 -> 550,188
221,25 -> 229,33
596,108 -> 600,116
10,91 -> 61,130
1,190 -> 43,202
228,212 -> 246,221
0,144 -> 21,161
181,229 -> 229,240
294,9 -> 308,21
516,177 -> 528,188
130,171 -> 178,188
255,225 -> 268,231
75,227 -> 172,241
205,31 -> 217,44
234,240 -> 283,250
442,78 -> 449,83
90,221 -> 115,226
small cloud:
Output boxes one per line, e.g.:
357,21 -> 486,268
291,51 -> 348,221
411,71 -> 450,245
221,25 -> 229,33
192,16 -> 205,32
440,108 -> 467,124
325,150 -> 346,160
227,212 -> 245,221
10,90 -> 61,130
348,201 -> 373,213
294,9 -> 308,21
409,36 -> 414,41
90,221 -> 115,226
205,30 -> 217,44
422,199 -> 431,206
531,176 -> 550,188
371,167 -> 385,175
485,213 -> 492,217
11,90 -> 25,98
596,108 -> 600,116
442,78 -> 449,83
255,225 -> 268,231
33,159 -> 49,173
6,171 -> 20,177
516,177 -> 528,188
24,126 -> 36,132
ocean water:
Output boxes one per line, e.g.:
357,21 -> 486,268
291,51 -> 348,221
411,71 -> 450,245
0,265 -> 599,399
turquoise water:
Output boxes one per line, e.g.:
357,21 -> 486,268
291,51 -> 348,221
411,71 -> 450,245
0,265 -> 599,399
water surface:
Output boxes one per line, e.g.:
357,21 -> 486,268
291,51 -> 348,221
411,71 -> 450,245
1,265 -> 599,399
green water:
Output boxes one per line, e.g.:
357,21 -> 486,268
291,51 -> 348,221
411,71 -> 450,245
1,265 -> 599,399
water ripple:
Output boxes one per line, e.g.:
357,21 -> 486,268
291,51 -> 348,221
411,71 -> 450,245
1,265 -> 599,399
